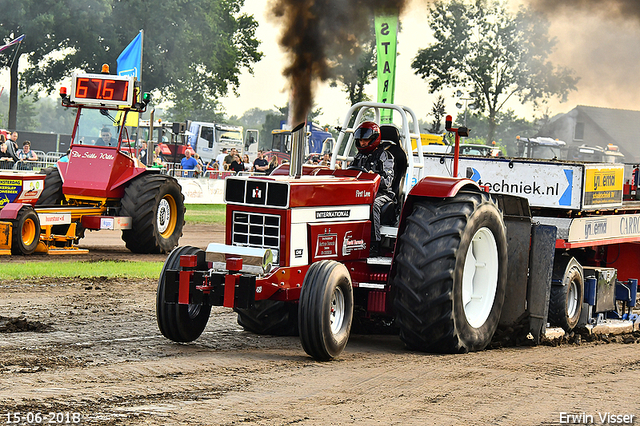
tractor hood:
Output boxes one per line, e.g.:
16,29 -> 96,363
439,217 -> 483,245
224,168 -> 380,209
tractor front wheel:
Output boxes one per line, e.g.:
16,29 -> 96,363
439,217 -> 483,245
393,191 -> 508,353
11,206 -> 41,255
299,260 -> 353,361
157,245 -> 211,342
121,174 -> 185,254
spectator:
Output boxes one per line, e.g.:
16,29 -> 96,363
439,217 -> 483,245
253,150 -> 269,174
185,142 -> 195,156
194,153 -> 205,171
206,158 -> 218,170
59,148 -> 71,163
229,154 -> 244,174
224,148 -> 237,169
0,139 -> 15,167
180,149 -> 201,176
153,145 -> 165,167
6,131 -> 19,158
18,141 -> 38,161
216,148 -> 227,170
139,142 -> 148,165
242,154 -> 252,172
266,155 -> 279,175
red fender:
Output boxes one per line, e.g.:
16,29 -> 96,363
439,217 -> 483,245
0,203 -> 28,220
408,175 -> 481,198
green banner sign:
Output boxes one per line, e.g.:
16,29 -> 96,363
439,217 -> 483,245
375,12 -> 399,123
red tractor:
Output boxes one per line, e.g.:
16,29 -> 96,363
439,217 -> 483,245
157,102 -> 639,361
0,71 -> 184,255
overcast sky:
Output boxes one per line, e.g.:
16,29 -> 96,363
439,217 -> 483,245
3,0 -> 640,132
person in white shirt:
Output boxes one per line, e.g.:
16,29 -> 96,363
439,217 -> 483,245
216,148 -> 227,170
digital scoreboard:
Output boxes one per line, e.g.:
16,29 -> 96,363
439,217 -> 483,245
70,73 -> 135,107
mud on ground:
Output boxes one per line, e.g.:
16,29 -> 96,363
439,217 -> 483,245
0,224 -> 639,425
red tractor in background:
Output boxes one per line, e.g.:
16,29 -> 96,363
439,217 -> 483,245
157,102 -> 639,361
0,70 -> 185,255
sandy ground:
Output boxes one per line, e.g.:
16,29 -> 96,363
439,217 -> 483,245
1,224 -> 639,425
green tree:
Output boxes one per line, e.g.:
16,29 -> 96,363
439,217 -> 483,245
427,95 -> 446,134
412,0 -> 578,143
458,108 -> 536,147
0,0 -> 262,130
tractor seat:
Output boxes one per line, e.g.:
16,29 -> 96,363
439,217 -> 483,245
378,125 -> 408,225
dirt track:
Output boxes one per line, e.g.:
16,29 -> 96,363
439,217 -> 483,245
1,224 -> 639,425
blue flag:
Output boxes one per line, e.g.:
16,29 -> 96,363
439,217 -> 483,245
117,32 -> 142,78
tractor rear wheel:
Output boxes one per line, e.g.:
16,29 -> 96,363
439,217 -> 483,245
235,300 -> 299,336
121,174 -> 185,254
11,206 -> 41,255
549,257 -> 583,331
393,191 -> 508,353
36,167 -> 64,206
157,245 -> 211,342
299,260 -> 353,361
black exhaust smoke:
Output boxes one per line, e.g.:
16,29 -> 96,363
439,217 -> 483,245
271,0 -> 407,125
528,0 -> 640,20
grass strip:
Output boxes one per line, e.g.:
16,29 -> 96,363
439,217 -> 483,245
0,260 -> 163,280
184,204 -> 226,224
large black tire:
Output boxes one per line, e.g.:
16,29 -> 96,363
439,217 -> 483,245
235,300 -> 299,336
299,260 -> 354,361
393,191 -> 508,353
121,174 -> 185,254
36,167 -> 64,206
11,206 -> 41,255
548,257 -> 583,331
157,245 -> 211,342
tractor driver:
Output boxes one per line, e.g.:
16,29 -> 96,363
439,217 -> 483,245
351,121 -> 395,257
96,127 -> 117,147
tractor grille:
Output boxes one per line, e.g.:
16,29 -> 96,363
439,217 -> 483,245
232,211 -> 281,264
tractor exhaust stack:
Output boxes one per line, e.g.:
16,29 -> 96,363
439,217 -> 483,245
289,121 -> 307,178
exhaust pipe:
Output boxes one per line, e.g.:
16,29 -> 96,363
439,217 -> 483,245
289,121 -> 306,178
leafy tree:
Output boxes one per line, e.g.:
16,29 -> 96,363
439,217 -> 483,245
427,95 -> 446,134
458,108 -> 536,147
412,0 -> 578,143
0,0 -> 262,130
0,0 -> 112,129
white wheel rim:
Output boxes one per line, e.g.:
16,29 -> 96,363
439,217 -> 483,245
330,286 -> 345,335
567,279 -> 579,318
462,227 -> 499,328
157,199 -> 171,234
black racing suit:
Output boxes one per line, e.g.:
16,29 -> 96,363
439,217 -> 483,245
352,144 -> 395,245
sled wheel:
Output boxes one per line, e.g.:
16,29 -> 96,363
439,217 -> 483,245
393,191 -> 508,353
299,260 -> 353,361
121,174 -> 185,254
11,206 -> 41,255
549,257 -> 583,331
36,167 -> 64,206
235,300 -> 299,336
157,245 -> 211,342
